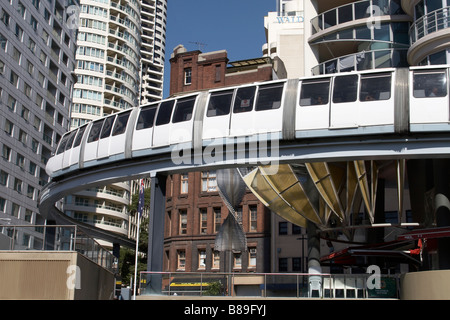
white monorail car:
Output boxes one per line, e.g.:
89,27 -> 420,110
46,65 -> 450,178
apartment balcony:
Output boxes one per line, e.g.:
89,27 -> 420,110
311,0 -> 407,36
408,6 -> 450,64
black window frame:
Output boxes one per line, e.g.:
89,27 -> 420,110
206,89 -> 233,117
255,83 -> 284,111
136,104 -> 158,130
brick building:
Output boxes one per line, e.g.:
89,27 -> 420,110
163,46 -> 274,274
168,45 -> 273,96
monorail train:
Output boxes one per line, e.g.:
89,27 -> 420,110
46,65 -> 450,178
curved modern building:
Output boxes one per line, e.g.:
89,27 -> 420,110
309,0 -> 412,75
403,0 -> 450,65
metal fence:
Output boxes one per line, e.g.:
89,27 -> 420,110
0,224 -> 117,273
139,271 -> 400,299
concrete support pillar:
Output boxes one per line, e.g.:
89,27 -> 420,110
433,159 -> 450,269
307,221 -> 321,297
146,173 -> 166,294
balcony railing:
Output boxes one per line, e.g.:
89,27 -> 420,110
138,271 -> 400,299
312,48 -> 409,75
311,0 -> 405,35
410,6 -> 450,44
0,224 -> 117,272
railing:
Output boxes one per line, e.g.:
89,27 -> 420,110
0,224 -> 117,273
138,271 -> 400,299
311,0 -> 405,35
312,48 -> 408,75
410,6 -> 450,44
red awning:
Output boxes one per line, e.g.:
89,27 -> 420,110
396,226 -> 450,241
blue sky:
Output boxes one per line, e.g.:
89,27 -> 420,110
162,0 -> 276,97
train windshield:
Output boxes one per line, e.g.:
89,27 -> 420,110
413,71 -> 448,98
300,78 -> 330,106
56,132 -> 74,155
155,100 -> 175,126
207,90 -> 233,117
64,129 -> 78,152
172,97 -> 196,123
360,73 -> 392,101
136,105 -> 157,130
112,111 -> 131,136
333,75 -> 358,103
255,83 -> 284,111
233,86 -> 256,113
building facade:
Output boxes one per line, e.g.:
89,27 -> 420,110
65,0 -> 167,246
163,47 -> 277,274
140,0 -> 167,104
0,0 -> 77,248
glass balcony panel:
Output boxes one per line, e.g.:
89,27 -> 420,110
339,28 -> 354,39
324,10 -> 337,29
374,23 -> 390,41
355,25 -> 372,39
355,1 -> 371,20
374,50 -> 392,68
338,4 -> 353,24
357,51 -> 374,71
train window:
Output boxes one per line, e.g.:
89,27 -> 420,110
73,125 -> 87,147
172,97 -> 196,123
233,86 -> 256,113
100,115 -> 116,139
207,90 -> 233,117
64,129 -> 78,151
255,83 -> 284,111
300,79 -> 330,106
56,132 -> 73,155
136,105 -> 157,130
360,73 -> 392,101
87,119 -> 104,143
413,71 -> 447,98
155,100 -> 175,126
112,111 -> 131,136
333,75 -> 358,103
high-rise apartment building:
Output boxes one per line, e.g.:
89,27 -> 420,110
64,0 -> 167,247
140,0 -> 167,104
0,0 -> 77,248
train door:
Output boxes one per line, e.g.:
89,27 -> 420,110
97,114 -> 116,159
202,89 -> 234,141
61,129 -> 78,169
410,68 -> 448,126
330,74 -> 359,128
83,118 -> 105,163
107,110 -> 132,157
358,72 -> 394,126
229,85 -> 257,137
52,131 -> 75,172
169,96 -> 197,145
296,77 -> 331,132
253,82 -> 285,135
133,103 -> 158,151
68,124 -> 88,168
152,99 -> 175,147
